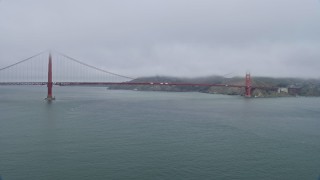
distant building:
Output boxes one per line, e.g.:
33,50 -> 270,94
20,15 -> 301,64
278,87 -> 288,93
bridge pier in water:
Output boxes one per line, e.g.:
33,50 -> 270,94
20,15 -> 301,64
45,53 -> 55,101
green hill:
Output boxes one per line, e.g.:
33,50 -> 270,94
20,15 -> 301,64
109,76 -> 320,97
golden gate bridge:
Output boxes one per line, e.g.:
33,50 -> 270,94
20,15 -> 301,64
0,51 -> 277,100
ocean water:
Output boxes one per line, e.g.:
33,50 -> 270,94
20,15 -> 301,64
0,86 -> 319,180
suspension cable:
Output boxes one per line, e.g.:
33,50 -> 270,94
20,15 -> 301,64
0,50 -> 48,71
55,51 -> 135,80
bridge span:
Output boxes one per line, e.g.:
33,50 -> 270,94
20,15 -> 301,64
0,52 -> 279,99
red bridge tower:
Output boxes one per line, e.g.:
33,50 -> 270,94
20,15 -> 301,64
45,53 -> 55,100
245,73 -> 252,97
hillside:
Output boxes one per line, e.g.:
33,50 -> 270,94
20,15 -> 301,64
109,76 -> 320,97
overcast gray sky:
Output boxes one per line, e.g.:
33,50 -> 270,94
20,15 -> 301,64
0,0 -> 320,78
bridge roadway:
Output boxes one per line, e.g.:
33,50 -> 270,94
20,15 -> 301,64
0,82 -> 278,90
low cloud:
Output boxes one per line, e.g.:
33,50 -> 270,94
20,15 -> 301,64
0,0 -> 320,78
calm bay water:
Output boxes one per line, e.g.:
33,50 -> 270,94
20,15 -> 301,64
0,86 -> 319,180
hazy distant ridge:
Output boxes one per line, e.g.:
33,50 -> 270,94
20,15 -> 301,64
109,76 -> 320,97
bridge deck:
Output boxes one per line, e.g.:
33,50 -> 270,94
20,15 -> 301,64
0,82 -> 279,90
